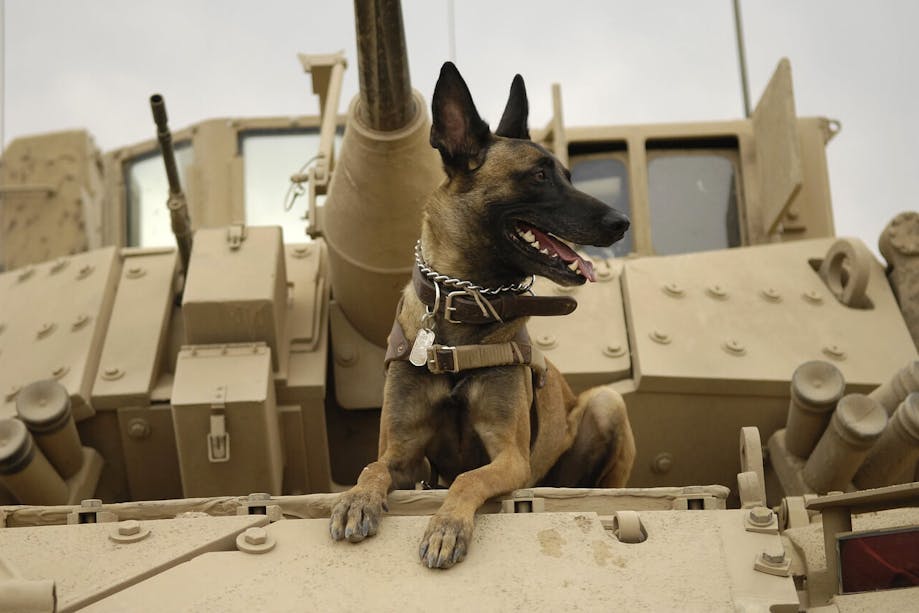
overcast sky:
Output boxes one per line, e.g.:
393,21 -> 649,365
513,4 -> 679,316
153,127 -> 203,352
3,0 -> 918,258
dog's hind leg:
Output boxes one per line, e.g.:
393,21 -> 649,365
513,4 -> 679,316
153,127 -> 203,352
541,386 -> 635,488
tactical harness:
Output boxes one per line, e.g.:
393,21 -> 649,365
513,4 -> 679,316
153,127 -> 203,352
385,254 -> 578,382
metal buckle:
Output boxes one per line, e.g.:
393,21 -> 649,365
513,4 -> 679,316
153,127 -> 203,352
443,291 -> 466,324
427,345 -> 459,373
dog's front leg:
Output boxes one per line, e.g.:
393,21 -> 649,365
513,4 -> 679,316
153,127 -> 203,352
420,369 -> 532,569
329,363 -> 442,543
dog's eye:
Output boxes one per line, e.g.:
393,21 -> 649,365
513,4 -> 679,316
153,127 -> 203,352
534,169 -> 547,182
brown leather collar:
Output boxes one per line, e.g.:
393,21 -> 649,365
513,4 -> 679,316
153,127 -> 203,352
412,266 -> 577,324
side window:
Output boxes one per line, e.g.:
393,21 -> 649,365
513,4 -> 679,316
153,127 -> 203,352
569,152 -> 631,257
125,143 -> 193,247
647,152 -> 741,255
241,129 -> 342,242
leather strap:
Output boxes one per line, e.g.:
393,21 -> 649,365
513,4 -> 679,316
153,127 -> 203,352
412,266 -> 577,324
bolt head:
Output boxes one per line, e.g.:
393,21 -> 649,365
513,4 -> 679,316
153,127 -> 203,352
749,506 -> 774,526
118,520 -> 141,536
244,526 -> 268,545
761,549 -> 786,565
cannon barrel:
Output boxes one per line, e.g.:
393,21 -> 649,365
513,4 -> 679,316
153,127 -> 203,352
353,0 -> 416,131
321,0 -> 443,347
149,94 -> 193,273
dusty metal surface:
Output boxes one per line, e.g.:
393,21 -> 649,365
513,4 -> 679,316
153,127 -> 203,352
82,512 -> 797,612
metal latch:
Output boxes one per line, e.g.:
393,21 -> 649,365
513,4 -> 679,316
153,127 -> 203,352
227,223 -> 247,250
501,490 -> 545,513
207,411 -> 231,462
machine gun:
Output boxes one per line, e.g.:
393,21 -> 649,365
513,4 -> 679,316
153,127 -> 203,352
150,93 -> 193,274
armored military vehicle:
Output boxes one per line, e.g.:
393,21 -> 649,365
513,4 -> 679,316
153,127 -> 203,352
1,1 -> 917,610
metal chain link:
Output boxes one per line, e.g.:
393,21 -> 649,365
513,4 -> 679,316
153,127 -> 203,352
414,240 -> 534,295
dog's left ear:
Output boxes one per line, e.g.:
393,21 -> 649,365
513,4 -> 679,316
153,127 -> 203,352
430,62 -> 492,172
495,74 -> 530,140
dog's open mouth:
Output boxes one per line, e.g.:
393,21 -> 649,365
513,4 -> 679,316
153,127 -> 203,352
508,222 -> 596,282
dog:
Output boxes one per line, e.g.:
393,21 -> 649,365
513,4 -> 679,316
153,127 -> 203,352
329,62 -> 635,569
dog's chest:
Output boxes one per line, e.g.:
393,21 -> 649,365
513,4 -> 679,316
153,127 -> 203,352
426,392 -> 490,482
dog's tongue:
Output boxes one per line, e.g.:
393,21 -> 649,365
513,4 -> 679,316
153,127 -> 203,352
528,227 -> 596,281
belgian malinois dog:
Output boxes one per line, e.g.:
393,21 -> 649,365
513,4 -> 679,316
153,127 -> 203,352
330,62 -> 635,569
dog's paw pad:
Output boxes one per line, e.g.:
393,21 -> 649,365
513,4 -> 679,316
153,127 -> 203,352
329,490 -> 384,543
419,513 -> 472,569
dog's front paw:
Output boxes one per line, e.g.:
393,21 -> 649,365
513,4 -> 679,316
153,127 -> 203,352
329,489 -> 387,543
418,512 -> 473,569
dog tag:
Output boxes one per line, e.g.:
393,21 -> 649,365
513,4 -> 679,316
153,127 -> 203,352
409,328 -> 435,366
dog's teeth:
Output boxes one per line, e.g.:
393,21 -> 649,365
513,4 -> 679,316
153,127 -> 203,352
540,249 -> 549,255
550,253 -> 558,258
568,261 -> 579,271
530,240 -> 540,249
522,230 -> 536,242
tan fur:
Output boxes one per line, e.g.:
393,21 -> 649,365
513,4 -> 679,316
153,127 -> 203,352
329,66 -> 634,569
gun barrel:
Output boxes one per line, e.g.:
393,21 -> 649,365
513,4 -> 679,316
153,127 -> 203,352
149,94 -> 193,273
353,0 -> 415,131
150,94 -> 183,195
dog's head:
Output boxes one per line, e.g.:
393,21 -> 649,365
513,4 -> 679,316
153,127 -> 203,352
427,62 -> 629,287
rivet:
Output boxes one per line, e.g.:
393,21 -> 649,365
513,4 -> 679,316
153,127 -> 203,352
101,366 -> 124,381
17,266 -> 35,282
292,245 -> 312,259
244,526 -> 268,545
595,262 -> 614,281
802,290 -> 824,305
118,520 -> 141,536
37,322 -> 57,339
706,284 -> 728,300
603,343 -> 625,358
649,329 -> 671,345
50,258 -> 70,274
651,452 -> 673,474
335,344 -> 358,366
822,344 -> 846,361
125,266 -> 146,279
71,314 -> 91,331
760,288 -> 782,303
51,365 -> 69,379
748,506 -> 774,526
77,264 -> 94,280
722,339 -> 746,356
662,282 -> 685,298
128,418 -> 151,439
535,334 -> 558,349
396,343 -> 406,353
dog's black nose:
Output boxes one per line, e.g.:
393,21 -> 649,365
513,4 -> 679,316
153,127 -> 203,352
604,209 -> 630,235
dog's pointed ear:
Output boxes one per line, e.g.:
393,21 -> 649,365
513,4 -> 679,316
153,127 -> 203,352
430,62 -> 491,172
495,74 -> 530,140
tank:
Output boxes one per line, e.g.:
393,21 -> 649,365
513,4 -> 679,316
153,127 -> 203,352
0,1 -> 917,610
